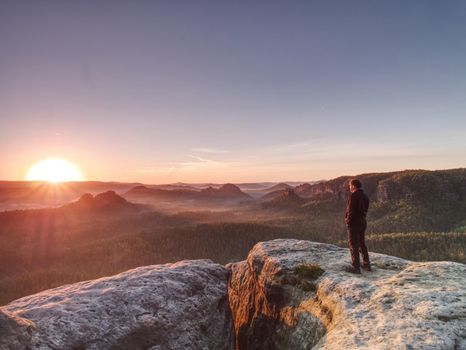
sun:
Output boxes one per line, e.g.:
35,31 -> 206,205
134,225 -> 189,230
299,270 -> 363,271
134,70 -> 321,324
26,158 -> 84,183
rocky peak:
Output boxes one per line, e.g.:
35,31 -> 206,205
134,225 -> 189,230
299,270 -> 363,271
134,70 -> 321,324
264,189 -> 305,209
76,191 -> 127,208
200,183 -> 249,198
266,183 -> 293,192
94,190 -> 127,205
294,183 -> 312,195
219,183 -> 244,194
77,193 -> 94,205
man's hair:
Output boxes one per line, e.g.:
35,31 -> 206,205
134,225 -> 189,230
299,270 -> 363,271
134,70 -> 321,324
350,179 -> 362,189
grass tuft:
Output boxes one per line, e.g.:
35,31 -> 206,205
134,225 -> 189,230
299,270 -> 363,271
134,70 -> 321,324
294,264 -> 325,280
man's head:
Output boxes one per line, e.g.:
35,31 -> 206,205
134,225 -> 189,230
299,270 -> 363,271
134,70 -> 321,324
349,179 -> 362,193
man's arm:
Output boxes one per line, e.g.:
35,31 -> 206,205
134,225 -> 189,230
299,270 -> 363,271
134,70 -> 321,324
346,192 -> 360,227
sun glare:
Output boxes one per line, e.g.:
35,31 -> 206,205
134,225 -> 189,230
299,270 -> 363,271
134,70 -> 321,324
26,158 -> 84,183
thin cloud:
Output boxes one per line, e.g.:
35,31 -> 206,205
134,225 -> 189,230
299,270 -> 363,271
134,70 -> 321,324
260,139 -> 432,160
190,147 -> 230,154
187,155 -> 217,163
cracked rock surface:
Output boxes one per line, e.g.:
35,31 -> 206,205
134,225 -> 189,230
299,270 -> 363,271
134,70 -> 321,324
228,239 -> 466,350
1,260 -> 234,350
1,239 -> 465,350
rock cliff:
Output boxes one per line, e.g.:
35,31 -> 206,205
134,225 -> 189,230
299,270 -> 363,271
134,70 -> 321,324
290,168 -> 466,204
1,239 -> 465,350
228,239 -> 466,349
1,260 -> 234,350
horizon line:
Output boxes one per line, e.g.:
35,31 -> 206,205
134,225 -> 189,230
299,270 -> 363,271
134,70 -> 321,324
2,166 -> 465,186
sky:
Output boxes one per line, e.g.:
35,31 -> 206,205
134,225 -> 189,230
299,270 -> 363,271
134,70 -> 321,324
1,0 -> 466,183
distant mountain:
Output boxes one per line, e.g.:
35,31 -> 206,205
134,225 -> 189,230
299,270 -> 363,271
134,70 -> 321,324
150,184 -> 201,191
263,189 -> 306,210
0,180 -> 318,210
259,189 -> 287,202
274,168 -> 466,233
124,186 -> 199,201
164,182 -> 221,190
258,183 -> 308,202
265,183 -> 293,192
234,182 -> 279,191
0,181 -> 143,211
294,183 -> 313,197
124,183 -> 251,202
244,183 -> 293,199
300,168 -> 466,203
199,183 -> 251,199
0,191 -> 145,232
64,191 -> 140,213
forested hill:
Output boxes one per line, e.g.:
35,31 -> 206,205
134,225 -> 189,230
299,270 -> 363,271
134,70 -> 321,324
266,168 -> 466,234
301,168 -> 466,203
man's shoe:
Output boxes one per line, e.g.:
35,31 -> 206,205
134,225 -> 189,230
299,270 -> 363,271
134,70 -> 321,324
361,264 -> 372,272
344,266 -> 361,274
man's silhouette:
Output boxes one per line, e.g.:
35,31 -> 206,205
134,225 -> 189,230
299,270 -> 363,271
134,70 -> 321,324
345,179 -> 371,274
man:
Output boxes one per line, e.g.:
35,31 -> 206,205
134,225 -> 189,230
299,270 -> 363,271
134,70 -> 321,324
345,179 -> 371,274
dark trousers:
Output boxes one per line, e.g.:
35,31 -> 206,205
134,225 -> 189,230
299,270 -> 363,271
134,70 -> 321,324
347,222 -> 370,269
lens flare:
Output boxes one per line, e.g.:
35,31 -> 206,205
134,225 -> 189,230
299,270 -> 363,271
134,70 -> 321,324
26,158 -> 84,183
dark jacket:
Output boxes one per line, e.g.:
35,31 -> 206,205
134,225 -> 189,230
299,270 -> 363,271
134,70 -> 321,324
345,189 -> 369,228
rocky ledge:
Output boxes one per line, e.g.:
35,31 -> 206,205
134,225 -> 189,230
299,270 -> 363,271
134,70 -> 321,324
1,239 -> 465,350
1,260 -> 234,350
228,239 -> 466,349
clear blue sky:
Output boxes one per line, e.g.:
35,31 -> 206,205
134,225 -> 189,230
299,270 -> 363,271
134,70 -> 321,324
1,1 -> 465,183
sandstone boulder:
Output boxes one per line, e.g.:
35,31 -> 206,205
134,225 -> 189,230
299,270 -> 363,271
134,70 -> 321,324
228,239 -> 466,350
2,260 -> 234,350
2,239 -> 465,350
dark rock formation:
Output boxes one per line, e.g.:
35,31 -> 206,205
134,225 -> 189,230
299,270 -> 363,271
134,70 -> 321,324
264,183 -> 293,192
200,184 -> 251,199
94,190 -> 128,205
124,183 -> 250,202
294,183 -> 313,197
68,190 -> 141,213
308,169 -> 466,204
263,189 -> 306,210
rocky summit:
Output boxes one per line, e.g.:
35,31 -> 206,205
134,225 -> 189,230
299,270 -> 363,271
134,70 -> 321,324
1,239 -> 465,350
228,239 -> 466,350
1,260 -> 234,350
